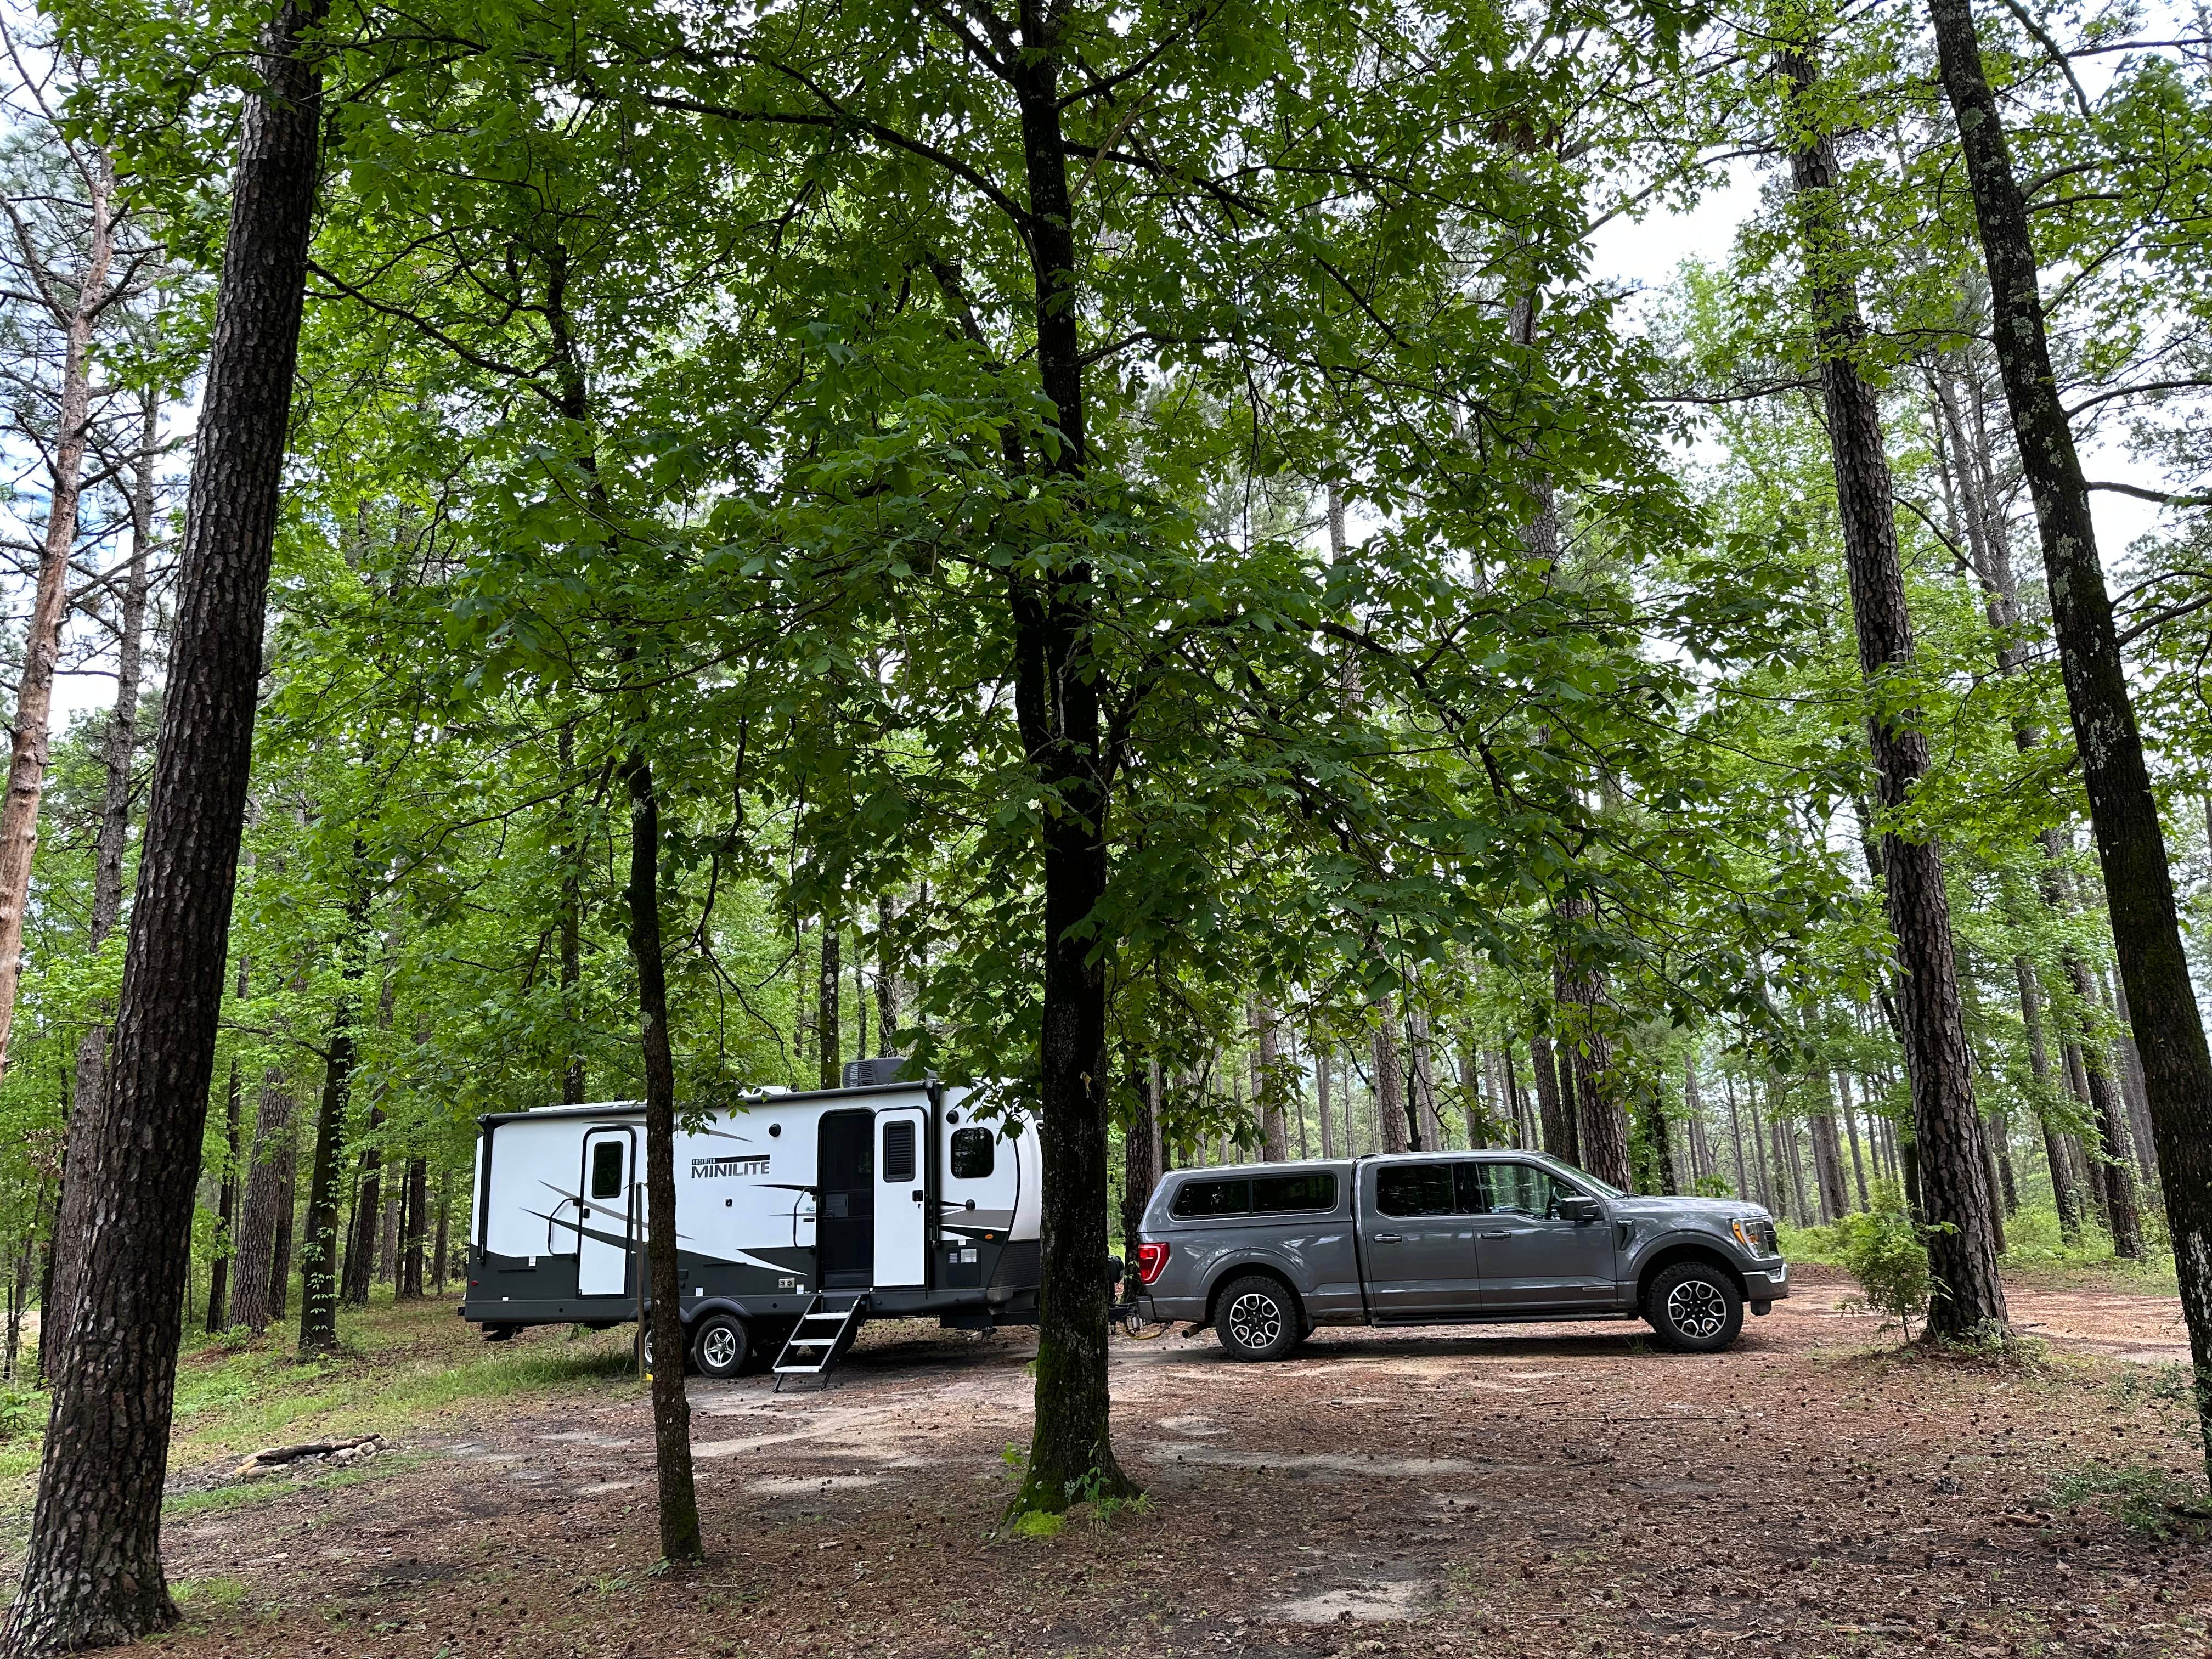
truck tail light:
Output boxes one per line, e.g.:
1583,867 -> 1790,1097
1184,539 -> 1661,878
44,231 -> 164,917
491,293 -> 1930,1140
1136,1242 -> 1169,1285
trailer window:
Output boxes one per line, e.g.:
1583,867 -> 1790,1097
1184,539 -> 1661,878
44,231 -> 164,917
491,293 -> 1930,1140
589,1141 -> 625,1200
882,1120 -> 917,1183
950,1127 -> 995,1179
1375,1163 -> 1455,1217
1170,1178 -> 1250,1218
1251,1172 -> 1336,1214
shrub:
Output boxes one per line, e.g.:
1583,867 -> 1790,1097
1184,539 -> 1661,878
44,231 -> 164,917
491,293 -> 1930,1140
1837,1181 -> 1931,1340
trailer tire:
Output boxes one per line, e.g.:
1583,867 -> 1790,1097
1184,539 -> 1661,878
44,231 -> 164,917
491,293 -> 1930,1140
1215,1273 -> 1300,1362
690,1313 -> 749,1379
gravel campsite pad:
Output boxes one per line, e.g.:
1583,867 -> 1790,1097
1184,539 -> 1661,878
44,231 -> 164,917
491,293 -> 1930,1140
125,1267 -> 2212,1656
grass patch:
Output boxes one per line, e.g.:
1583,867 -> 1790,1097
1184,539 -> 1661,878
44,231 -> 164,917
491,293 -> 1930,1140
2050,1461 -> 2212,1538
173,1575 -> 252,1613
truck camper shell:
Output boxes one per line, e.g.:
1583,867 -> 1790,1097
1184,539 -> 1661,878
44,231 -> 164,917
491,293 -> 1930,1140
461,1064 -> 1041,1367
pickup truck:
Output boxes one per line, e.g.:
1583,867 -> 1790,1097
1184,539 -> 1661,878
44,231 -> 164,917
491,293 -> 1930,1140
1131,1150 -> 1787,1359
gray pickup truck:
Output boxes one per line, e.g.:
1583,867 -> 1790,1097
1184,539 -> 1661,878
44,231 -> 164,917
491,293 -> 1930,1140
1131,1150 -> 1786,1359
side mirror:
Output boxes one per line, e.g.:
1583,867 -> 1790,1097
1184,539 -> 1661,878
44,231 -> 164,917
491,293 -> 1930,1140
1556,1194 -> 1603,1224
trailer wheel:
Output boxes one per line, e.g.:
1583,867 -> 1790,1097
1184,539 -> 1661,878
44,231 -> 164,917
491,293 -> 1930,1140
690,1313 -> 749,1379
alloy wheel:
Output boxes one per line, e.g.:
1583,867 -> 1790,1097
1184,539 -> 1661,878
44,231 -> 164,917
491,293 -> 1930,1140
1226,1290 -> 1283,1351
1666,1278 -> 1727,1340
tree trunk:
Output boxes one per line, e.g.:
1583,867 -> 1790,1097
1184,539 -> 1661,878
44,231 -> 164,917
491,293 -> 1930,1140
816,919 -> 840,1090
2014,951 -> 2082,1239
3,7 -> 328,1645
1553,899 -> 1628,1187
623,753 -> 704,1562
228,1073 -> 294,1335
874,894 -> 899,1056
268,1138 -> 296,1323
1931,0 -> 2212,1448
433,1168 -> 452,1296
399,1155 -> 427,1299
558,725 -> 585,1105
1315,1045 -> 1335,1159
1652,1105 -> 1679,1196
204,1062 -> 242,1334
1120,1060 -> 1156,1271
377,1184 -> 399,1285
1530,1025 -> 1570,1161
1372,999 -> 1408,1153
1003,21 -> 1133,1516
1785,44 -> 2005,1336
341,1105 -> 383,1308
1724,1070 -> 1751,1201
300,879 -> 371,1353
48,394 -> 159,1372
2105,968 -> 2158,1184
0,148 -> 116,1080
1838,1074 -> 1870,1209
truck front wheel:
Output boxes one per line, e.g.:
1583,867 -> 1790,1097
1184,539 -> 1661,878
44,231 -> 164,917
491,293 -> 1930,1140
1644,1261 -> 1743,1353
1215,1274 -> 1300,1362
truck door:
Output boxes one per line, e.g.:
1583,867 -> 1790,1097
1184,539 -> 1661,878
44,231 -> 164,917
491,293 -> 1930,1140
1468,1161 -> 1615,1308
577,1128 -> 634,1297
873,1105 -> 929,1289
1362,1161 -> 1481,1317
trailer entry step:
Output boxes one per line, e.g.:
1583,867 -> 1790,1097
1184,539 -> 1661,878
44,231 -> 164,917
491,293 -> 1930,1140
772,1293 -> 868,1391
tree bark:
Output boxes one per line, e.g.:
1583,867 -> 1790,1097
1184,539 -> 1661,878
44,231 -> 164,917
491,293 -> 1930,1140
1784,44 -> 2005,1335
0,144 -> 116,1079
874,894 -> 899,1056
1003,12 -> 1132,1515
204,1061 -> 242,1333
229,1072 -> 295,1334
1931,0 -> 2212,1443
300,879 -> 370,1353
3,6 -> 328,1645
1315,1045 -> 1335,1159
1119,1060 -> 1156,1271
1371,998 -> 1409,1153
1554,896 -> 1628,1187
1407,1006 -> 1441,1153
623,752 -> 703,1562
398,1155 -> 427,1299
1530,1025 -> 1570,1161
816,918 -> 840,1089
433,1168 -> 452,1296
1253,1000 -> 1287,1161
558,724 -> 585,1104
340,1103 -> 383,1308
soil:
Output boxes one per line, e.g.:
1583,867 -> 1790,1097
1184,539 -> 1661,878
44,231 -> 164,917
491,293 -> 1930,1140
143,1266 -> 2211,1656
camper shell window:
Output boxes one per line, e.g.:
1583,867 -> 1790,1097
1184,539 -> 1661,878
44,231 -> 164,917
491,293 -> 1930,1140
1171,1178 -> 1250,1218
950,1127 -> 995,1179
1251,1171 -> 1336,1214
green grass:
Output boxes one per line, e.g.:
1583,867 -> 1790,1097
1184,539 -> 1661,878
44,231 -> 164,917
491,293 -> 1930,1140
0,1296 -> 645,1537
2050,1460 -> 2212,1538
1778,1202 -> 2180,1295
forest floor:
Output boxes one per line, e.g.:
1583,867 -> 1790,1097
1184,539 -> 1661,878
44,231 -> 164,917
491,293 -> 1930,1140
9,1263 -> 2210,1658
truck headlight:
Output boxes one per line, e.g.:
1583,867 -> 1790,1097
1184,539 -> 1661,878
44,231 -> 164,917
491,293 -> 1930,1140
1732,1219 -> 1771,1256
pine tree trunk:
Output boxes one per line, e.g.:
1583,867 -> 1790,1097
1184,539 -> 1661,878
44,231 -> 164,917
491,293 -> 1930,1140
1931,0 -> 2212,1450
1553,897 -> 1628,1187
229,1073 -> 294,1335
1724,1071 -> 1752,1201
1254,1000 -> 1287,1160
3,7 -> 328,1645
0,147 -> 116,1080
340,1104 -> 383,1308
1372,1000 -> 1408,1154
558,725 -> 585,1105
300,883 -> 370,1353
268,1140 -> 296,1323
1785,44 -> 2005,1336
1315,1047 -> 1335,1159
433,1169 -> 452,1297
377,1184 -> 399,1285
205,1062 -> 242,1333
623,753 -> 704,1562
399,1156 -> 427,1299
1530,1026 -> 1570,1161
874,894 -> 899,1056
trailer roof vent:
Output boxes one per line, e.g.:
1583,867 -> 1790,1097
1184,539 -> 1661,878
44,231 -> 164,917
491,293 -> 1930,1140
843,1056 -> 914,1088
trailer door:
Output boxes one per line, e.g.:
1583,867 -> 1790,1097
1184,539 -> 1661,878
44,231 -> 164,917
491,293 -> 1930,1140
578,1128 -> 635,1297
873,1105 -> 929,1289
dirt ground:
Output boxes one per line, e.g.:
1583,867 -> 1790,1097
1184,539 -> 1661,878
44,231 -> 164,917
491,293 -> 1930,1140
141,1267 -> 2210,1657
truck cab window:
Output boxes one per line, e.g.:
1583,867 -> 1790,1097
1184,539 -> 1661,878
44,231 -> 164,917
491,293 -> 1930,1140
1375,1163 -> 1455,1217
1483,1162 -> 1568,1220
950,1126 -> 995,1179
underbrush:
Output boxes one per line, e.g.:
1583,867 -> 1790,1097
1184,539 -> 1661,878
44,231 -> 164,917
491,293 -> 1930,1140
1779,1201 -> 2175,1293
2050,1460 -> 2212,1539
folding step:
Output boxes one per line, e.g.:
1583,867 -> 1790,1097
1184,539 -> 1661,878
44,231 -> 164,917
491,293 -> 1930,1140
772,1293 -> 868,1391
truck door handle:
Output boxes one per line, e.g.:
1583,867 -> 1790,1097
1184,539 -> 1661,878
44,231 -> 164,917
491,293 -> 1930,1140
1372,1233 -> 1402,1244
1480,1229 -> 1509,1239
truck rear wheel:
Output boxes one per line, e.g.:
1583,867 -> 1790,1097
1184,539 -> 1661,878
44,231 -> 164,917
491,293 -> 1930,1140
1215,1274 -> 1300,1362
1645,1261 -> 1743,1353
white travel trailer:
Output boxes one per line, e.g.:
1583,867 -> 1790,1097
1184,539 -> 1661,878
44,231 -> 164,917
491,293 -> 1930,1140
460,1061 -> 1041,1379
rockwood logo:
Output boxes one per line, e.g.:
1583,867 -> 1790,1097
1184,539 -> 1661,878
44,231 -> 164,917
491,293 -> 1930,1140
690,1155 -> 770,1179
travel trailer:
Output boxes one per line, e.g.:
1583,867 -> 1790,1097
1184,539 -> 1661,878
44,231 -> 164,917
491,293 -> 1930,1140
460,1060 -> 1041,1381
